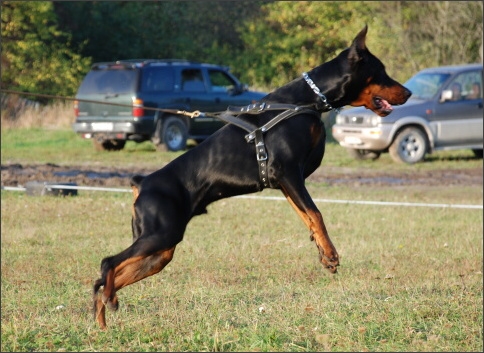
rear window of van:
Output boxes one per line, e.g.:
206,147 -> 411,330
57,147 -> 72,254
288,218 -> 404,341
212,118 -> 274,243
77,69 -> 138,95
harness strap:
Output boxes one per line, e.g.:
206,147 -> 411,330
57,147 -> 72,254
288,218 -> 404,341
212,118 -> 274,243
254,128 -> 269,188
227,102 -> 307,114
205,104 -> 323,189
245,107 -> 317,142
249,107 -> 321,189
214,111 -> 258,133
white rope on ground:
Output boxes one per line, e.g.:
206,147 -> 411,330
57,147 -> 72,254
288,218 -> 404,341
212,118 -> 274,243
2,184 -> 482,210
235,195 -> 483,210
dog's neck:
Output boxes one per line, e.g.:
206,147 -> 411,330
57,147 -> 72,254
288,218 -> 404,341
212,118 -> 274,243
263,49 -> 352,111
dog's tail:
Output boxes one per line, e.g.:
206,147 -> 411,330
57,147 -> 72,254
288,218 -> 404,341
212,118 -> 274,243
130,174 -> 145,198
130,174 -> 145,190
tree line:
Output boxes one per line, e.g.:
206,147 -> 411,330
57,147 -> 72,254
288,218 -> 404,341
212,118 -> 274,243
1,1 -> 482,103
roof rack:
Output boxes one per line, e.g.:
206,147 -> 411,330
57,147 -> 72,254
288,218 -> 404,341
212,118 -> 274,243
91,59 -> 202,69
90,59 -> 230,70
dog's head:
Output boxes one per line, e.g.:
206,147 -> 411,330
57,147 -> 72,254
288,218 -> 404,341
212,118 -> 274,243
313,26 -> 411,117
345,26 -> 411,116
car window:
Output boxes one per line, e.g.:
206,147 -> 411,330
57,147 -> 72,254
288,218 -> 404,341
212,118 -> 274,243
181,69 -> 206,92
207,69 -> 237,92
140,67 -> 174,92
78,69 -> 137,95
445,71 -> 482,101
404,72 -> 450,99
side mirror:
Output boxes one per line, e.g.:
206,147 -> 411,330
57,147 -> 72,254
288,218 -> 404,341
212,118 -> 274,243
440,90 -> 453,102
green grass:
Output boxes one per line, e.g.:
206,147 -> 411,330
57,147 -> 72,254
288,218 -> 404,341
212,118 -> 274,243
1,127 -> 483,351
1,190 -> 482,352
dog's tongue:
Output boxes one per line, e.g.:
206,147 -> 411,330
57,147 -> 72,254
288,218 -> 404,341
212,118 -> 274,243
380,98 -> 393,112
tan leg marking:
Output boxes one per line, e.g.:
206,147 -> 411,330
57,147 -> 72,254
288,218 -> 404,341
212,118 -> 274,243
281,189 -> 339,272
95,246 -> 176,329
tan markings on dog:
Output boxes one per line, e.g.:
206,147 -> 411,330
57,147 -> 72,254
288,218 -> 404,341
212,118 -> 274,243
114,248 -> 176,289
131,185 -> 140,218
94,296 -> 107,330
351,83 -> 407,109
95,247 -> 176,329
281,188 -> 339,272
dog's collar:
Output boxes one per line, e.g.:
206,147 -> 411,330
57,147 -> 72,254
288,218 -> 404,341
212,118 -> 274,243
302,72 -> 333,111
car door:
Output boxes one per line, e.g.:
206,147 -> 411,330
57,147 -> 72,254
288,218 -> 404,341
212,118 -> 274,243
431,69 -> 483,147
177,68 -> 219,136
199,68 -> 246,131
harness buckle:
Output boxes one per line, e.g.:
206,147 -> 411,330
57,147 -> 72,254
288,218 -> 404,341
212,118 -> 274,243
256,142 -> 268,161
245,133 -> 255,142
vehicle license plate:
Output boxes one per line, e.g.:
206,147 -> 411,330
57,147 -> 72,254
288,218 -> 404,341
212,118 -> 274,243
91,122 -> 114,131
344,136 -> 362,145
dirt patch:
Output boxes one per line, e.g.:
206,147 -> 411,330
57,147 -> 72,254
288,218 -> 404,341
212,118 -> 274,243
1,163 -> 482,188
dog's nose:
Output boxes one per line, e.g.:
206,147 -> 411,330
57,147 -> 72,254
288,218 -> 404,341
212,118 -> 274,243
404,87 -> 412,99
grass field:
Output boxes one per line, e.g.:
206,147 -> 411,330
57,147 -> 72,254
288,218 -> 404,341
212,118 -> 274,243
1,189 -> 482,352
1,122 -> 483,351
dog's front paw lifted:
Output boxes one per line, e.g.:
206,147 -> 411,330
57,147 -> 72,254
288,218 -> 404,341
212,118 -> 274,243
317,245 -> 339,273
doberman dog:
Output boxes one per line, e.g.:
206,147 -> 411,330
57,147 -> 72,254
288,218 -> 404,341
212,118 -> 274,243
93,26 -> 411,329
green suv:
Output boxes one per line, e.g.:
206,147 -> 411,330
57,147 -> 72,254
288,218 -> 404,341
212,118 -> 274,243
72,59 -> 266,151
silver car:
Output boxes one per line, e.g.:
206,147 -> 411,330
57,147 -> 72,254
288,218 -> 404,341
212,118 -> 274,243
332,63 -> 483,163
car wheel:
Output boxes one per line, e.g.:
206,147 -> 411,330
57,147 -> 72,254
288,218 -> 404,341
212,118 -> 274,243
472,149 -> 483,158
346,148 -> 381,160
162,116 -> 188,151
389,127 -> 428,164
92,137 -> 126,151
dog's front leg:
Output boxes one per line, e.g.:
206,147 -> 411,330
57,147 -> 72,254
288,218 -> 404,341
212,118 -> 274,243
281,185 -> 339,273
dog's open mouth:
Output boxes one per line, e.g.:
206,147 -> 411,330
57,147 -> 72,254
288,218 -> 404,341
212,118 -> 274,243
373,96 -> 393,116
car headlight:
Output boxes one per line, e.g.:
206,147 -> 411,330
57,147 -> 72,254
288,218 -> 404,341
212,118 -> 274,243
335,115 -> 346,124
369,116 -> 381,127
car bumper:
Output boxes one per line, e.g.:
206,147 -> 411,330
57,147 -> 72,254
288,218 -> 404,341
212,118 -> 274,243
331,124 -> 393,150
72,119 -> 153,137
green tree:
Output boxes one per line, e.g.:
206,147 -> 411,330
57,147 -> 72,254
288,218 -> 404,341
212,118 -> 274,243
401,1 -> 483,68
53,1 -> 265,64
1,1 -> 91,101
235,1 -> 483,89
235,1 -> 389,88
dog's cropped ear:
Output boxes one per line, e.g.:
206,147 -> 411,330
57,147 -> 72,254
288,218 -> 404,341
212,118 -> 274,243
348,25 -> 368,65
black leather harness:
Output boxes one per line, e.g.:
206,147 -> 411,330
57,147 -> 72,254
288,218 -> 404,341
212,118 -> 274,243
214,102 -> 324,188
201,72 -> 335,189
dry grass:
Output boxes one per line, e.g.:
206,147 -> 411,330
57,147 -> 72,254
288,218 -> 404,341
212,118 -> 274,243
1,95 -> 73,130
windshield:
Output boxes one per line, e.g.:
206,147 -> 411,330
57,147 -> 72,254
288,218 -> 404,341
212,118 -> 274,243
404,72 -> 450,100
77,69 -> 138,95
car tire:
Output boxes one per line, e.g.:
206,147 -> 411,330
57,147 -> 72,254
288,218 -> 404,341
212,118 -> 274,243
389,127 -> 428,164
92,137 -> 126,151
346,148 -> 381,160
472,149 -> 483,158
161,116 -> 188,152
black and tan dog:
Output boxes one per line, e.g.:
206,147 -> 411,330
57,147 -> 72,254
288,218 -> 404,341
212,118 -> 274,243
93,26 -> 411,329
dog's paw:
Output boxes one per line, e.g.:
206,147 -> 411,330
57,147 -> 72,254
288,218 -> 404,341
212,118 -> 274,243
107,295 -> 119,311
317,245 -> 339,273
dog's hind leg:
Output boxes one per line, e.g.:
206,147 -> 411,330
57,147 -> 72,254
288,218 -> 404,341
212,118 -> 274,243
93,238 -> 176,329
280,180 -> 339,273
